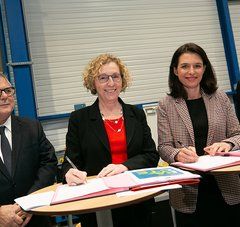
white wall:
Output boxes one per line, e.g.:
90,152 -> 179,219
21,0 -> 231,153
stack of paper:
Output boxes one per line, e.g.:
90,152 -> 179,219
103,166 -> 200,190
14,191 -> 55,211
172,154 -> 240,172
51,178 -> 128,205
15,166 -> 200,210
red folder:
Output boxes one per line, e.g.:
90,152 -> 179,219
215,151 -> 240,157
131,178 -> 200,191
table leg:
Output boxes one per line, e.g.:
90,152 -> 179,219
171,207 -> 177,227
96,210 -> 113,227
67,214 -> 73,227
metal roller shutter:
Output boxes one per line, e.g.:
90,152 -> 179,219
22,0 -> 230,152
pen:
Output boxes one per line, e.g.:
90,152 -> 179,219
178,141 -> 207,155
65,156 -> 87,184
65,156 -> 78,169
177,140 -> 199,153
177,141 -> 188,149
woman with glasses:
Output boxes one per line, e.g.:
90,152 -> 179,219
62,53 -> 159,227
157,43 -> 240,227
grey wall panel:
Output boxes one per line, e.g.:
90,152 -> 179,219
22,0 -> 231,151
23,0 -> 230,117
229,1 -> 240,63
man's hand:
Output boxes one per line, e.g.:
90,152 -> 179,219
0,204 -> 23,227
17,208 -> 32,227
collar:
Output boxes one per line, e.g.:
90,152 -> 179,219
0,115 -> 11,132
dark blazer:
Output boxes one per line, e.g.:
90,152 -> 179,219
62,98 -> 159,177
0,115 -> 57,205
157,91 -> 240,213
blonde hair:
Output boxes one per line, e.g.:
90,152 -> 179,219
83,53 -> 131,95
0,72 -> 11,85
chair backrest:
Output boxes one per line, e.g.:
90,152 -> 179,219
74,103 -> 86,110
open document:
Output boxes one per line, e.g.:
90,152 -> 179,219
15,166 -> 200,210
103,166 -> 200,190
172,154 -> 240,172
14,191 -> 55,211
51,178 -> 128,205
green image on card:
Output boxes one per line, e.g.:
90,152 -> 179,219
132,168 -> 183,179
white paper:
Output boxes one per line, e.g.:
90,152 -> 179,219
15,191 -> 55,211
173,155 -> 240,171
53,178 -> 109,202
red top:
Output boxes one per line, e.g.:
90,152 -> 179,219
103,116 -> 128,164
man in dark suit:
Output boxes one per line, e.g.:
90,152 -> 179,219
0,73 -> 57,226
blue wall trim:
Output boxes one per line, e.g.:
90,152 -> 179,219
4,0 -> 37,119
216,0 -> 240,90
38,113 -> 71,121
37,101 -> 159,121
0,6 -> 9,75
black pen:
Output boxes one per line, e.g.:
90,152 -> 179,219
177,141 -> 203,155
177,141 -> 188,149
65,156 -> 87,183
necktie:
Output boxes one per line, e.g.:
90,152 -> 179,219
0,126 -> 12,174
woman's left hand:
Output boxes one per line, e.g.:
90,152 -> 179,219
204,142 -> 232,155
98,164 -> 128,177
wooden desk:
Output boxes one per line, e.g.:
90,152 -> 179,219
180,164 -> 240,174
30,183 -> 166,227
211,164 -> 240,174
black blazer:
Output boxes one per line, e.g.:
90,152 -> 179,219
62,98 -> 159,177
0,115 -> 57,205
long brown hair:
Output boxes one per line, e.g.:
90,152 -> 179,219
169,43 -> 218,99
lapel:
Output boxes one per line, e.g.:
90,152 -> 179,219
0,155 -> 10,179
202,93 -> 215,145
0,115 -> 21,180
11,115 -> 22,176
121,101 -> 135,145
175,98 -> 195,144
89,99 -> 110,151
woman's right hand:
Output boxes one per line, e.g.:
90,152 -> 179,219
65,168 -> 87,186
175,146 -> 198,163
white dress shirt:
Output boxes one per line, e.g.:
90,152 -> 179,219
0,116 -> 12,163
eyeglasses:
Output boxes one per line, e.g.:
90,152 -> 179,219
0,87 -> 15,97
98,73 -> 122,84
